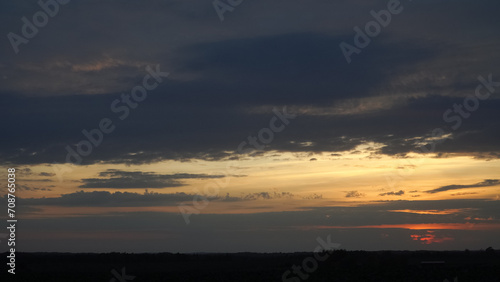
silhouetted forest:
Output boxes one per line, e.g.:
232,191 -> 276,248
1,249 -> 499,281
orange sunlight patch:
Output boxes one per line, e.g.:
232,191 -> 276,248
298,223 -> 500,231
411,231 -> 454,244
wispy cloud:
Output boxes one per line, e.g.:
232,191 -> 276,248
79,169 -> 227,189
345,191 -> 365,198
379,190 -> 405,196
426,179 -> 500,194
18,189 -> 321,207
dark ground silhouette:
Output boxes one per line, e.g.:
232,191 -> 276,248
1,249 -> 499,281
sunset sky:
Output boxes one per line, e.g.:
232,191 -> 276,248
1,0 -> 500,253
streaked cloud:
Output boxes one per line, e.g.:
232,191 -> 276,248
345,191 -> 366,198
379,190 -> 405,196
79,169 -> 227,189
426,179 -> 500,194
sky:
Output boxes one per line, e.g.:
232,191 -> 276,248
0,0 -> 500,253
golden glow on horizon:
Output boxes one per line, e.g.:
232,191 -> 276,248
388,209 -> 472,215
4,151 -> 500,218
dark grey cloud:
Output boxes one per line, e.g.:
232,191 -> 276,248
426,179 -> 500,194
22,179 -> 54,182
0,0 -> 498,166
241,191 -> 295,201
17,168 -> 32,175
379,190 -> 405,196
222,191 -> 298,202
345,191 -> 365,198
174,32 -> 437,106
451,192 -> 479,196
2,84 -> 500,167
17,184 -> 53,192
79,169 -> 226,189
17,189 -> 317,207
219,191 -> 322,201
19,190 -> 197,207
